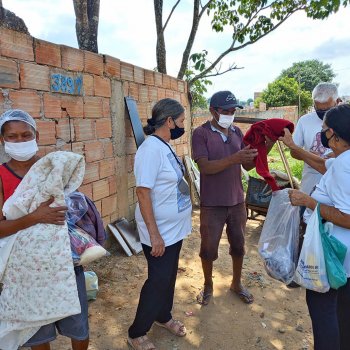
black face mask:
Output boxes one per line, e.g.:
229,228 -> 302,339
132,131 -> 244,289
170,118 -> 185,140
320,129 -> 334,148
315,109 -> 329,120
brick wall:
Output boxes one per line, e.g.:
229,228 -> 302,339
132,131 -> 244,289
192,105 -> 299,134
0,28 -> 190,226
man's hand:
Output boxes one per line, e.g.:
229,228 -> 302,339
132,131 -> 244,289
150,233 -> 165,257
279,128 -> 296,149
288,190 -> 316,209
30,197 -> 67,225
231,145 -> 258,164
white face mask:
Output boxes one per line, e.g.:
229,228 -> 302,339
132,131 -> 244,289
4,139 -> 38,161
215,113 -> 235,129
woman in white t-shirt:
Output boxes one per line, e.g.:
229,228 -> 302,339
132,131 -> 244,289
128,98 -> 192,350
280,104 -> 350,350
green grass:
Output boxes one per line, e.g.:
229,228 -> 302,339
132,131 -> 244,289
242,144 -> 303,191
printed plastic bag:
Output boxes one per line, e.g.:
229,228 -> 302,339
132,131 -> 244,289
318,207 -> 347,289
65,191 -> 88,225
84,271 -> 99,301
294,205 -> 330,292
258,189 -> 300,284
68,225 -> 109,266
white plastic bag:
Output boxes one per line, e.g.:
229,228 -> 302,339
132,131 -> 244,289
258,189 -> 300,284
294,207 -> 330,293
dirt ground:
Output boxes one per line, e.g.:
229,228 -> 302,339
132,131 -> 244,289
48,209 -> 313,350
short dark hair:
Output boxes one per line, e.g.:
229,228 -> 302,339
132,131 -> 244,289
143,98 -> 185,135
325,104 -> 350,144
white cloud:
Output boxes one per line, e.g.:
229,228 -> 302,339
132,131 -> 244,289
2,1 -> 350,100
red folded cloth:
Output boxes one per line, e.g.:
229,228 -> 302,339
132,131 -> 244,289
243,118 -> 294,191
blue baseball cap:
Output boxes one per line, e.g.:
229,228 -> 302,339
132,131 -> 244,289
210,91 -> 243,109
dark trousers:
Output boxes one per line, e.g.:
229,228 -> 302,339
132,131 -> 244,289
128,240 -> 183,339
306,278 -> 350,350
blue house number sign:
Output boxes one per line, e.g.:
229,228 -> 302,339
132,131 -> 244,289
51,73 -> 83,95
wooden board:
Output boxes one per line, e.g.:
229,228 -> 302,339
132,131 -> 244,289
114,218 -> 143,255
107,224 -> 133,257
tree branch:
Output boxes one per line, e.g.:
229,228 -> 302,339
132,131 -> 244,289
162,0 -> 181,33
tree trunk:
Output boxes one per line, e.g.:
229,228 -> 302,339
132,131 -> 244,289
0,1 -> 29,34
154,0 -> 167,74
73,0 -> 100,53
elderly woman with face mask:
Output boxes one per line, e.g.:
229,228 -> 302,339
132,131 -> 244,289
279,104 -> 350,350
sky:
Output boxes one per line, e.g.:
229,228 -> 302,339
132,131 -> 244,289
3,0 -> 350,101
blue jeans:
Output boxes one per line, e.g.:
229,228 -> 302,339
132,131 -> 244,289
306,278 -> 350,350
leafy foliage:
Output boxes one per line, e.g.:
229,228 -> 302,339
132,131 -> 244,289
279,59 -> 336,92
260,76 -> 313,113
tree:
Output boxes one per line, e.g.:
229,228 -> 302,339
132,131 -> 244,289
278,59 -> 336,92
260,77 -> 312,113
73,0 -> 100,53
153,0 -> 348,85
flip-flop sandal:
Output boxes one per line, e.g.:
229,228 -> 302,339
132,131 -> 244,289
127,335 -> 156,350
196,285 -> 213,305
231,288 -> 254,304
155,319 -> 187,337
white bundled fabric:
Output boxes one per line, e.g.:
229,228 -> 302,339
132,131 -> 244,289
0,151 -> 85,350
258,189 -> 300,284
294,207 -> 330,293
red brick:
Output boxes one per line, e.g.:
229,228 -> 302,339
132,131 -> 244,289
101,194 -> 117,216
104,55 -> 120,78
36,120 -> 56,145
61,45 -> 84,71
134,66 -> 145,84
9,90 -> 41,117
178,80 -> 185,93
102,98 -> 110,117
0,94 -> 4,115
139,85 -> 148,102
35,39 -> 61,67
125,120 -> 133,137
83,74 -> 94,96
108,175 -> 117,194
120,61 -> 134,81
165,90 -> 174,98
170,77 -> 178,91
128,82 -> 139,100
126,137 -> 137,155
56,119 -> 74,142
162,75 -> 171,89
144,70 -> 155,86
38,145 -> 56,157
180,93 -> 188,107
96,118 -> 112,138
78,183 -> 93,199
0,58 -> 19,88
123,81 -> 129,97
0,28 -> 34,61
94,76 -> 111,97
84,96 -> 103,118
102,140 -> 113,158
84,140 -> 104,162
173,92 -> 181,102
84,51 -> 103,75
148,86 -> 157,101
157,87 -> 166,100
72,141 -> 84,155
102,215 -> 110,227
43,93 -> 61,119
94,200 -> 102,215
61,96 -> 84,118
99,158 -> 115,179
137,103 -> 148,119
154,72 -> 163,87
20,63 -> 50,91
92,178 -> 110,201
74,119 -> 95,141
83,161 -> 99,184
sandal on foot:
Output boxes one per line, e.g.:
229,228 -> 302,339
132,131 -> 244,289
196,285 -> 213,305
127,335 -> 156,350
155,319 -> 187,337
231,287 -> 254,304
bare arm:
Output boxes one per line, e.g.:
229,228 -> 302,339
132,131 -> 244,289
136,186 -> 165,257
289,190 -> 350,229
279,128 -> 327,174
197,145 -> 258,175
0,178 -> 67,239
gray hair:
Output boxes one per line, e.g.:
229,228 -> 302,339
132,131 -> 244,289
312,83 -> 338,103
0,109 -> 36,135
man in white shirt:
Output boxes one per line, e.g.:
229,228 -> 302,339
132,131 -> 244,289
292,82 -> 340,195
